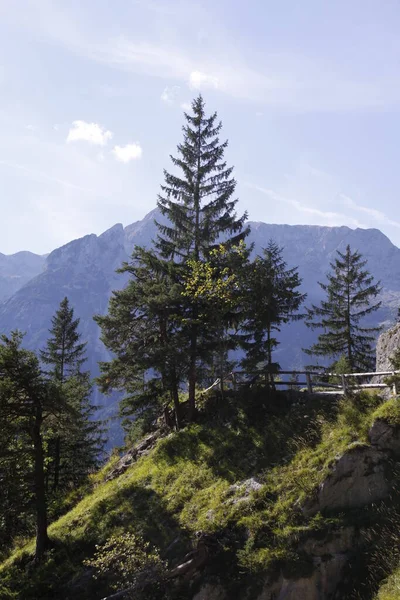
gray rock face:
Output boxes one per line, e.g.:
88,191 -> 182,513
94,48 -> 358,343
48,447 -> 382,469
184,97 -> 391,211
304,445 -> 390,516
256,528 -> 356,600
192,584 -> 227,600
0,250 -> 45,302
376,323 -> 400,372
369,419 -> 400,457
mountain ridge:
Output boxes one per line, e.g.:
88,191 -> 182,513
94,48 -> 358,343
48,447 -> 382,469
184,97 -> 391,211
1,209 -> 399,445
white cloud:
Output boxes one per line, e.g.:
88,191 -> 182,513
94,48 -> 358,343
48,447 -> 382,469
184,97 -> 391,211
189,70 -> 219,90
247,183 -> 366,229
66,120 -> 113,146
0,159 -> 96,194
339,193 -> 400,228
112,143 -> 143,163
181,102 -> 191,111
161,85 -> 180,104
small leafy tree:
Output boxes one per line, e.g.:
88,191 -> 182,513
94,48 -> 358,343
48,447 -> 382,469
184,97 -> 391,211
305,245 -> 381,371
85,532 -> 166,598
182,242 -> 249,394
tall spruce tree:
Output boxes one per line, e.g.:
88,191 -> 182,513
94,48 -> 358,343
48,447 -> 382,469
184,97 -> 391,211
0,332 -> 60,561
156,95 -> 249,415
41,297 -> 102,492
241,241 -> 305,381
305,244 -> 381,371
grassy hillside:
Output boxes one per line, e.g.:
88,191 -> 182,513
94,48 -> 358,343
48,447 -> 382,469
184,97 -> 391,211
1,389 -> 400,599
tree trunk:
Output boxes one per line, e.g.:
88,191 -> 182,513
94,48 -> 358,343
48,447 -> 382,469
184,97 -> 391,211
52,436 -> 61,492
188,336 -> 197,421
172,377 -> 181,430
267,324 -> 275,390
188,312 -> 198,421
32,411 -> 49,561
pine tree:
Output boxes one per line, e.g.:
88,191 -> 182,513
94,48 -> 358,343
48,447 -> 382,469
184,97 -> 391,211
95,248 -> 187,432
156,95 -> 249,415
0,332 -> 60,561
305,244 -> 382,371
241,241 -> 305,382
41,297 -> 86,382
41,297 -> 102,492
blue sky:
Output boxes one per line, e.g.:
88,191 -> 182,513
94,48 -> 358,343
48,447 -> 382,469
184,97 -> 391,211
2,0 -> 400,254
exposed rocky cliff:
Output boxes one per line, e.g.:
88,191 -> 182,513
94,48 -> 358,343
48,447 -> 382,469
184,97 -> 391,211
376,322 -> 400,372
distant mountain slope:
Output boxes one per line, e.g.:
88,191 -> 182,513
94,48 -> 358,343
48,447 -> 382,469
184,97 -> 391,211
0,250 -> 45,302
1,210 -> 399,443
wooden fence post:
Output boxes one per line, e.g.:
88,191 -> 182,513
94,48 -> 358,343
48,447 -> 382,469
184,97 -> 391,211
392,372 -> 398,396
341,374 -> 348,395
306,372 -> 313,394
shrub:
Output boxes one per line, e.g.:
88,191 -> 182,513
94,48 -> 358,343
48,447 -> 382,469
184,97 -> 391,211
84,532 -> 166,598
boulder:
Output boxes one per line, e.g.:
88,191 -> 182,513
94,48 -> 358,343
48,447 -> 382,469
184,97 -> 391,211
225,477 -> 263,505
106,432 -> 160,480
257,527 -> 356,600
303,445 -> 390,516
369,419 -> 400,456
192,584 -> 227,600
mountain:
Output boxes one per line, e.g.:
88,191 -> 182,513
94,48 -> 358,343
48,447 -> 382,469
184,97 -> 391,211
0,250 -> 46,302
1,210 -> 399,443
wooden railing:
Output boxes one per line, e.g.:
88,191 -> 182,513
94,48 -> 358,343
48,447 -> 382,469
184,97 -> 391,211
219,370 -> 400,395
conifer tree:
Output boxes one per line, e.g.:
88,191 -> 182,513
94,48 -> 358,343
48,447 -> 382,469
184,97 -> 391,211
0,332 -> 60,561
41,297 -> 86,382
156,95 -> 249,415
241,241 -> 305,381
305,244 -> 381,371
95,248 -> 187,432
41,297 -> 102,492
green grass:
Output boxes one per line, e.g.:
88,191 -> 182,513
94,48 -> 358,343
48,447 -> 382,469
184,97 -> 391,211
0,389 -> 394,599
371,397 -> 400,426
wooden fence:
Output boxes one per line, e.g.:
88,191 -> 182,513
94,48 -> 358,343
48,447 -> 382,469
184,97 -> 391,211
206,370 -> 400,395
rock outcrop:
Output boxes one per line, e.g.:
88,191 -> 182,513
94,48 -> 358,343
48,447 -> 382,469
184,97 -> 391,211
106,432 -> 162,481
303,444 -> 391,516
376,322 -> 400,372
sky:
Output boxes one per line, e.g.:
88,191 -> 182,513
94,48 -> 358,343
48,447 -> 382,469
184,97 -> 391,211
2,0 -> 400,254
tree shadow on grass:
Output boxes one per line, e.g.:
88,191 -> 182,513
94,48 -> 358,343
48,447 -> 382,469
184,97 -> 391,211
154,389 -> 341,483
2,484 -> 191,600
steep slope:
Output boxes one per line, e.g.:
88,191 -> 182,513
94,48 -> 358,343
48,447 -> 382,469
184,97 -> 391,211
0,250 -> 45,302
2,389 -> 400,599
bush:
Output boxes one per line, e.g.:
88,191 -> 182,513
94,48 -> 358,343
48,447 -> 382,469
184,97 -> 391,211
84,532 -> 166,598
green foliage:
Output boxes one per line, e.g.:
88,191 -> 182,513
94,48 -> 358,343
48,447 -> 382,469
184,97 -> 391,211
95,247 -> 187,432
0,331 -> 61,560
41,297 -> 103,494
305,244 -> 381,372
85,532 -> 166,597
156,94 -> 249,412
40,296 -> 87,380
241,240 -> 305,376
1,387 -> 391,599
371,398 -> 400,426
